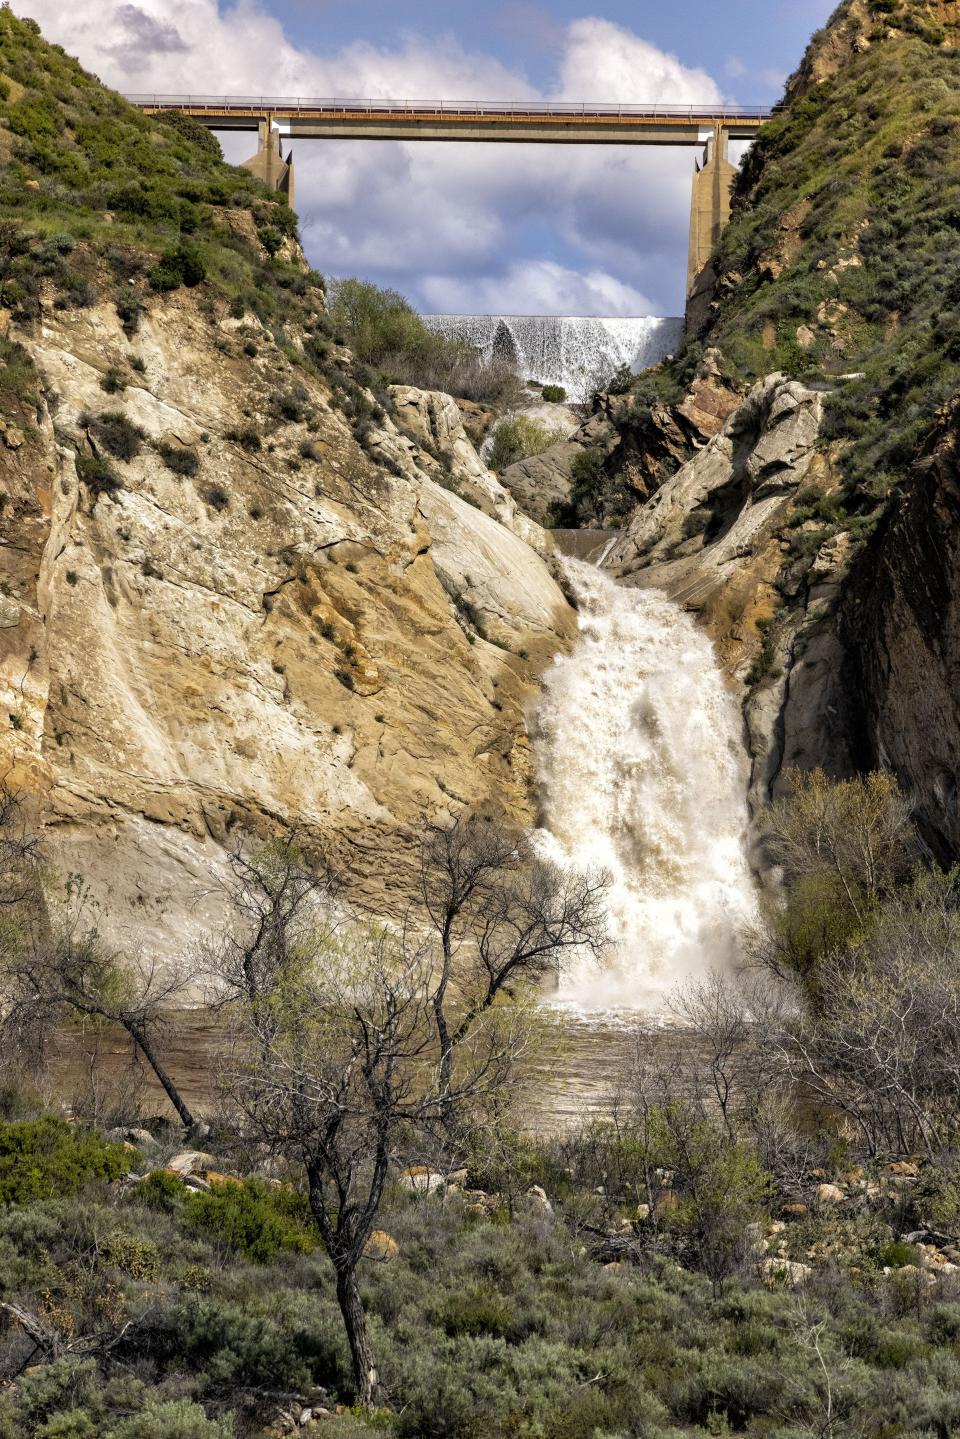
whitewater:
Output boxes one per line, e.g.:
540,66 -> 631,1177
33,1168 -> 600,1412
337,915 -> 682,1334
422,314 -> 683,401
534,559 -> 758,1012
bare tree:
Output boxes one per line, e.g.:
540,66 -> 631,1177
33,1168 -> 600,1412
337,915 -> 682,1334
225,926 -> 520,1408
780,867 -> 960,1158
764,769 -> 915,924
0,781 -> 42,911
418,811 -> 609,1116
0,880 -> 197,1129
201,834 -> 338,1049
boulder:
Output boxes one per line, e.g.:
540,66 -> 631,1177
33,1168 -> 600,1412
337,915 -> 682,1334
167,1150 -> 218,1177
399,1165 -> 445,1195
525,1184 -> 553,1217
816,1183 -> 846,1205
106,1126 -> 158,1150
364,1230 -> 399,1260
761,1257 -> 812,1287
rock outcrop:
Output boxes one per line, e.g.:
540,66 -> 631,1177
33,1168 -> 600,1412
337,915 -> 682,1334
606,374 -> 857,809
840,405 -> 960,861
0,294 -> 574,963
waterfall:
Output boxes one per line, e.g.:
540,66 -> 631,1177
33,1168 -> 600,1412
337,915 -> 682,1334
534,559 -> 758,1012
422,314 -> 684,401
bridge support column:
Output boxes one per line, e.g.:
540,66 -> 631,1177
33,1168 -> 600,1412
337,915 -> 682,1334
240,118 -> 295,209
686,127 -> 735,299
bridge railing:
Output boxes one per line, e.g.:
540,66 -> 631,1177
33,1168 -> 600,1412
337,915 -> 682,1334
125,94 -> 773,121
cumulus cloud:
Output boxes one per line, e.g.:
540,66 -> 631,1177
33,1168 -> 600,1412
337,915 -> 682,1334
10,0 -> 724,316
420,260 -> 656,317
553,18 -> 722,107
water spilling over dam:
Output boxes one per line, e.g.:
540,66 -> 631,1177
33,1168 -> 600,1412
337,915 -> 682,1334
534,559 -> 758,1012
422,314 -> 684,401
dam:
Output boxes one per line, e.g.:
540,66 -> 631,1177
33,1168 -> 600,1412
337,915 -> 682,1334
422,314 -> 684,401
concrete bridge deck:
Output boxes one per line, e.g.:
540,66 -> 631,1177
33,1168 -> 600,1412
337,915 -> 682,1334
127,95 -> 770,146
126,95 -> 774,298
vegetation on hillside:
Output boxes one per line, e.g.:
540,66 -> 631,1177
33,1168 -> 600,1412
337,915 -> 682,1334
328,281 -> 522,406
583,1 -> 960,540
3,776 -> 960,1434
0,6 -> 519,458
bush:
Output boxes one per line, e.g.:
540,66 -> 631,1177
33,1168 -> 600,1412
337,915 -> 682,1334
488,416 -> 565,472
115,294 -> 142,336
0,1118 -> 128,1203
148,242 -> 206,293
327,279 -> 521,404
76,453 -> 123,498
541,385 -> 567,403
271,384 -> 309,422
100,366 -> 126,395
85,411 -> 144,461
157,442 -> 200,477
226,426 -> 261,451
182,1179 -> 315,1263
202,484 -> 230,512
104,1398 -> 233,1438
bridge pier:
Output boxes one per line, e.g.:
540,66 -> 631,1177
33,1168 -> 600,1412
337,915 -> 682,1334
240,118 -> 295,209
686,127 -> 735,299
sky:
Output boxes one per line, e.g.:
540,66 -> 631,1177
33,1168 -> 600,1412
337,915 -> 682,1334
12,0 -> 837,317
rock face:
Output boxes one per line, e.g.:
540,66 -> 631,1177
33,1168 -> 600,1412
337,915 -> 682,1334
840,406 -> 960,861
0,294 -> 574,964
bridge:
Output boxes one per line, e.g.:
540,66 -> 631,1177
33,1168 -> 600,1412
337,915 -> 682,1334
127,96 -> 774,297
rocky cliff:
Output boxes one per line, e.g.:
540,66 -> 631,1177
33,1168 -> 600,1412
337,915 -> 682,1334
532,0 -> 960,858
1,292 -> 573,960
0,13 -> 573,956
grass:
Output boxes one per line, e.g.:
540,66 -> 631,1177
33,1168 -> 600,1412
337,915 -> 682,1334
488,415 -> 567,472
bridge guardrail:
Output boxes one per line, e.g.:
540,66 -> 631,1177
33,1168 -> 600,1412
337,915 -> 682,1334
125,94 -> 773,121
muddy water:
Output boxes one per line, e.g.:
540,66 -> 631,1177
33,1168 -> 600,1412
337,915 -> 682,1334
46,1010 -> 690,1131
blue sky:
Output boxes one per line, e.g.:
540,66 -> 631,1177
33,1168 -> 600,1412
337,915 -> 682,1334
17,0 -> 837,316
262,0 -> 834,104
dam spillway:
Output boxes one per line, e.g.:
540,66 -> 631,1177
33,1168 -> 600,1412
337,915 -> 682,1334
421,314 -> 684,401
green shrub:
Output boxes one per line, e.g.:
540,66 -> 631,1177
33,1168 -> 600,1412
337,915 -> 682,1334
114,294 -> 142,336
85,410 -> 144,461
104,1398 -> 233,1438
181,1179 -> 314,1263
541,385 -> 567,403
157,441 -> 200,477
488,416 -> 565,472
132,1167 -> 186,1213
0,1118 -> 128,1203
149,242 -> 206,292
76,453 -> 123,498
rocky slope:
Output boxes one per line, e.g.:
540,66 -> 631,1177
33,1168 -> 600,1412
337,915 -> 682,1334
0,292 -> 572,960
532,0 -> 960,857
0,13 -> 573,956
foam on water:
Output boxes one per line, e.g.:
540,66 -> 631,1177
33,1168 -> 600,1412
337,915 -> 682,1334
422,314 -> 684,401
533,559 -> 758,1013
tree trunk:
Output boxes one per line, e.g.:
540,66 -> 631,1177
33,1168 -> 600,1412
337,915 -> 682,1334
123,1020 -> 196,1129
336,1264 -> 379,1408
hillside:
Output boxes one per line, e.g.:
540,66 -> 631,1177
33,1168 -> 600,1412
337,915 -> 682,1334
0,8 -> 573,952
543,0 -> 960,860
